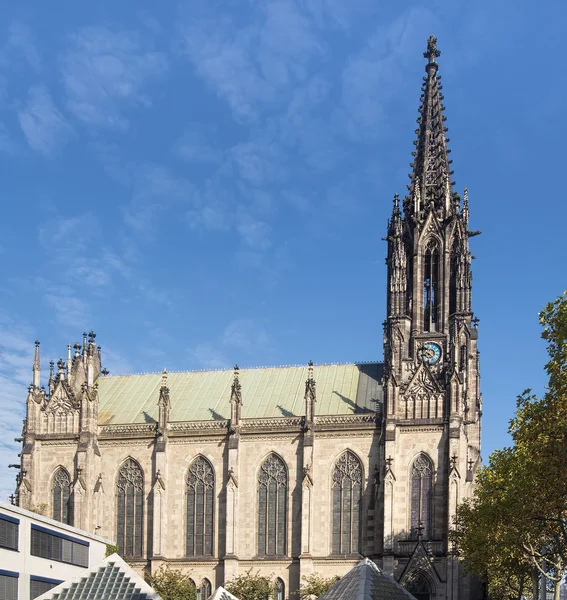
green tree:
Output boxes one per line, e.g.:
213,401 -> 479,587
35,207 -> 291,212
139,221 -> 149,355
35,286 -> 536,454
454,291 -> 567,600
145,565 -> 197,600
296,573 -> 340,599
224,569 -> 276,600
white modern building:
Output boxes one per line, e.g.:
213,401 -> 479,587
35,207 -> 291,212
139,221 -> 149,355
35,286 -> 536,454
0,501 -> 113,600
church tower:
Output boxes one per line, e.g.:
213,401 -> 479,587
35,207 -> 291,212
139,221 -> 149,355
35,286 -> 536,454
381,36 -> 482,600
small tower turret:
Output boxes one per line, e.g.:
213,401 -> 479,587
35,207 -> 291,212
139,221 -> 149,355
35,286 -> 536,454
32,341 -> 40,389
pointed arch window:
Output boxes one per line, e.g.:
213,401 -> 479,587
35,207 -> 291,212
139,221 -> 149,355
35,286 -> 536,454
406,572 -> 433,600
52,467 -> 72,525
275,578 -> 285,600
257,454 -> 287,556
332,450 -> 363,555
410,454 -> 433,539
116,458 -> 144,558
423,241 -> 440,331
186,456 -> 214,557
200,578 -> 212,600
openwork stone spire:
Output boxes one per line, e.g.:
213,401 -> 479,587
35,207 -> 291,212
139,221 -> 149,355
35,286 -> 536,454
230,365 -> 242,429
304,360 -> 316,424
32,341 -> 40,388
405,35 -> 454,218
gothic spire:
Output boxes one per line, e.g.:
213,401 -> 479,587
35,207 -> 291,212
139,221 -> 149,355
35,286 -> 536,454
405,35 -> 454,218
32,341 -> 40,388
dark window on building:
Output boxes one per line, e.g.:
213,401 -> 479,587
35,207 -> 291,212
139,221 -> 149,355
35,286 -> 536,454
0,570 -> 18,600
116,458 -> 144,558
200,578 -> 212,600
423,243 -> 440,331
331,450 -> 362,555
52,468 -> 73,526
257,454 -> 287,557
30,577 -> 63,600
275,578 -> 285,600
410,454 -> 433,539
406,572 -> 433,600
0,514 -> 19,551
186,456 -> 214,557
30,526 -> 88,568
459,344 -> 467,371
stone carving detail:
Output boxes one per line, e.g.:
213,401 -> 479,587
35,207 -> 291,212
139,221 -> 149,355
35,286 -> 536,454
332,451 -> 362,486
187,457 -> 214,491
117,459 -> 143,493
44,391 -> 76,416
258,455 -> 287,488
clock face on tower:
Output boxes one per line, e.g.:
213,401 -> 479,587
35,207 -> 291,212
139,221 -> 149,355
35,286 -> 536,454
418,342 -> 442,364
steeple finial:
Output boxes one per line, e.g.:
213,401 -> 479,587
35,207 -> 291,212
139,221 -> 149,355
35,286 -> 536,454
158,368 -> 170,430
33,341 -> 40,388
161,368 -> 168,390
423,35 -> 441,70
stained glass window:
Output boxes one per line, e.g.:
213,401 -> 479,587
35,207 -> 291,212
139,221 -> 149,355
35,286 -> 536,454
275,578 -> 285,600
410,454 -> 433,539
52,468 -> 72,525
424,242 -> 440,331
201,578 -> 212,600
116,458 -> 144,558
257,454 -> 287,556
331,450 -> 363,555
186,456 -> 214,557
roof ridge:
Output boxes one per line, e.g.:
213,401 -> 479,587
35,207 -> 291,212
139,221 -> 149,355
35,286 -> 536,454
100,360 -> 382,378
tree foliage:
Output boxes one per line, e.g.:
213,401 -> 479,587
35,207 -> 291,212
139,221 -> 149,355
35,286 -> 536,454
296,573 -> 340,599
454,291 -> 567,600
145,565 -> 197,600
224,569 -> 277,600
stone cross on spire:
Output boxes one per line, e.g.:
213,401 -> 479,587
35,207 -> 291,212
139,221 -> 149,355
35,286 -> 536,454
423,34 -> 441,68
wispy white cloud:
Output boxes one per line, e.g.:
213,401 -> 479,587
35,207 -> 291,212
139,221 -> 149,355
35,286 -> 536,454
340,6 -> 437,139
18,86 -> 72,155
175,123 -> 223,164
8,22 -> 41,71
44,288 -> 90,329
222,317 -> 269,352
190,342 -> 230,370
0,318 -> 35,501
62,26 -> 167,130
180,1 -> 324,121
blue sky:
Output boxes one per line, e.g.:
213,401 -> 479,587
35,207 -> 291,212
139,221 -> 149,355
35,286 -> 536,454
0,0 -> 566,500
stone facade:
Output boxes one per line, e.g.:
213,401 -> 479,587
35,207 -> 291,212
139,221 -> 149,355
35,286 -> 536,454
13,36 -> 481,600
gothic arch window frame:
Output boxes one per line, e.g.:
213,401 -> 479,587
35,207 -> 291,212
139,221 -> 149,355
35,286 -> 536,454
200,578 -> 212,600
275,577 -> 285,600
185,454 -> 215,558
408,452 -> 434,540
404,570 -> 436,600
256,452 -> 289,558
422,237 -> 441,332
330,449 -> 364,556
115,456 -> 145,559
51,466 -> 73,525
449,236 -> 461,316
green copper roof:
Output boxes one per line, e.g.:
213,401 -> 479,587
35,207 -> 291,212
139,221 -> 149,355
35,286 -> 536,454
97,363 -> 382,425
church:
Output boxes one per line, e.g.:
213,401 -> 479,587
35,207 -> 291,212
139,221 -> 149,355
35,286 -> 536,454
15,36 -> 481,600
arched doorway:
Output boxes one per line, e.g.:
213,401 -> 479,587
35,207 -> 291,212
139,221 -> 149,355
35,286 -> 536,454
406,572 -> 433,600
